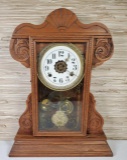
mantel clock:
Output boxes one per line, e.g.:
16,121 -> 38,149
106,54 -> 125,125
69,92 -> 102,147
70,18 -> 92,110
9,8 -> 114,157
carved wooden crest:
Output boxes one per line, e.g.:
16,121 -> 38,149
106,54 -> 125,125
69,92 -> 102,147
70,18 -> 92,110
10,8 -> 113,68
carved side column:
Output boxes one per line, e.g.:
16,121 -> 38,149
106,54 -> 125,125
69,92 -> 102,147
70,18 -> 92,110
87,93 -> 104,134
18,93 -> 32,134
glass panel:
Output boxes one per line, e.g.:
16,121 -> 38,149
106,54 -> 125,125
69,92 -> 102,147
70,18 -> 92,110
37,42 -> 86,133
38,81 -> 83,132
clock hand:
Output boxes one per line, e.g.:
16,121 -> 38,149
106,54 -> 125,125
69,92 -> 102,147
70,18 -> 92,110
66,70 -> 78,77
65,53 -> 70,62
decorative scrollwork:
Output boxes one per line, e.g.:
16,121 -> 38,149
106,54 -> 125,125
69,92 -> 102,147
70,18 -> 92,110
21,115 -> 32,129
93,38 -> 114,67
15,39 -> 29,60
89,118 -> 102,131
87,93 -> 104,134
10,38 -> 30,67
19,94 -> 32,134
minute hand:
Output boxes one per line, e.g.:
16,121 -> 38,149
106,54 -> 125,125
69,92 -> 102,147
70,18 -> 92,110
65,53 -> 70,62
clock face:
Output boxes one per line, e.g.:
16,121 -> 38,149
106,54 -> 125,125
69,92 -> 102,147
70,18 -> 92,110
38,43 -> 84,91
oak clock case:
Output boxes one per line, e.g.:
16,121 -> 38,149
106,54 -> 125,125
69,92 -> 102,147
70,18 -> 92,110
37,43 -> 84,132
9,8 -> 114,157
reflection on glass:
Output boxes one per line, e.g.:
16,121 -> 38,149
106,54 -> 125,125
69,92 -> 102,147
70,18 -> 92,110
38,82 -> 83,132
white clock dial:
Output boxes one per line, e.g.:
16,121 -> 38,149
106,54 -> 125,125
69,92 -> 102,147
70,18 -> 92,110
38,43 -> 84,91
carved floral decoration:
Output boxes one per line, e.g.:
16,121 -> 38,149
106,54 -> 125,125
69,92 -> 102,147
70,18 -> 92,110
93,38 -> 113,67
10,38 -> 30,67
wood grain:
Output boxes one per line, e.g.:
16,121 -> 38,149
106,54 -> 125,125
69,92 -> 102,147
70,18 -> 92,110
0,0 -> 127,140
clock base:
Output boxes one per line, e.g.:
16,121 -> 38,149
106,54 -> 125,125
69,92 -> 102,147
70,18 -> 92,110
9,133 -> 113,157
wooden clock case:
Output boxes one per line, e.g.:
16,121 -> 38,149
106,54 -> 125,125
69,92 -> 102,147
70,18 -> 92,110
9,8 -> 114,157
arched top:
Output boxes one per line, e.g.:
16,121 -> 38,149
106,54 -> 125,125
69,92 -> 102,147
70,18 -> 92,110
46,8 -> 77,31
13,8 -> 111,36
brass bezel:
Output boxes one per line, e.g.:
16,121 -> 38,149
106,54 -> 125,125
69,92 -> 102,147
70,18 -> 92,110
37,43 -> 84,91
